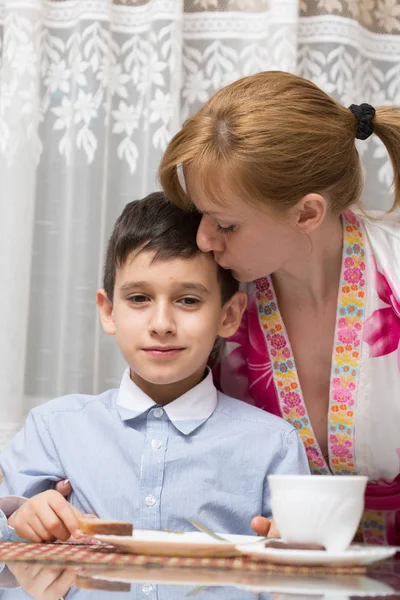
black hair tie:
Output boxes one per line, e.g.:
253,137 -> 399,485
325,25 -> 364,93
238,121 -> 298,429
348,103 -> 376,140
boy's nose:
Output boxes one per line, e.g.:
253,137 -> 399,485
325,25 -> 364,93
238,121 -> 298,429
149,304 -> 176,336
196,216 -> 224,253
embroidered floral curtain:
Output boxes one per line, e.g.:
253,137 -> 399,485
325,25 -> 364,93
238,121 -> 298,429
0,0 -> 399,446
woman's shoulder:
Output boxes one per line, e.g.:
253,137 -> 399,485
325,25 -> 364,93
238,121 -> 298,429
355,207 -> 400,241
354,210 -> 400,250
354,207 -> 400,284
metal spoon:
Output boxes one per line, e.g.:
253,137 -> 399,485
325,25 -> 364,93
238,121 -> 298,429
189,519 -> 277,544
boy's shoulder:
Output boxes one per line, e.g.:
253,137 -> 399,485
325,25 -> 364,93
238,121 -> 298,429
215,391 -> 295,437
31,388 -> 118,418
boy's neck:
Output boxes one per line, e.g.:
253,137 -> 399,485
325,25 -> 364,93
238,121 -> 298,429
130,366 -> 208,405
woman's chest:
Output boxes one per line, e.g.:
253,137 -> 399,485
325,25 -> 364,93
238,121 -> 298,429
279,299 -> 337,459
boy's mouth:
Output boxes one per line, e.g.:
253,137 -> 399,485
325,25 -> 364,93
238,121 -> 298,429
142,347 -> 186,358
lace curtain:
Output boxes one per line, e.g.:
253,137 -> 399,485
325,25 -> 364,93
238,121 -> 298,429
0,0 -> 399,446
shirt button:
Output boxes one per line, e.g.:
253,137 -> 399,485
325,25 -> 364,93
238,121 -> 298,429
153,407 -> 163,418
145,494 -> 156,507
151,439 -> 162,450
142,583 -> 153,595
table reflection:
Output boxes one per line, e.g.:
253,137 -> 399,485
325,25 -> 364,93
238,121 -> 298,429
0,559 -> 399,600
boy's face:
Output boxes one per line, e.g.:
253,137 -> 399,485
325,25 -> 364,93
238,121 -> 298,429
97,249 -> 246,403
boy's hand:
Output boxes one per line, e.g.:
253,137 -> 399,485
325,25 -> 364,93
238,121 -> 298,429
54,478 -> 73,497
54,479 -> 100,540
8,490 -> 82,542
251,516 -> 280,538
7,563 -> 77,600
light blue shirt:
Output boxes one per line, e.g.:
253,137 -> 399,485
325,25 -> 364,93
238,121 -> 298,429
0,369 -> 310,542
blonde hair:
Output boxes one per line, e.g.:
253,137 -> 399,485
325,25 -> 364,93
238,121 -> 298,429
159,71 -> 400,214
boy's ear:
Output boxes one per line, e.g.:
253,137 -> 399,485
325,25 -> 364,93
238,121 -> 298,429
218,291 -> 247,338
96,289 -> 116,336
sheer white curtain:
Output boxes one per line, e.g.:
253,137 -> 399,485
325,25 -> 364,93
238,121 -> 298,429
0,0 -> 399,446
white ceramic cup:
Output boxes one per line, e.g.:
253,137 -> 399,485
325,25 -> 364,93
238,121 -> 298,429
268,474 -> 368,552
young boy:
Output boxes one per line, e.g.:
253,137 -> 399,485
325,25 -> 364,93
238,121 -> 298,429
0,193 -> 309,543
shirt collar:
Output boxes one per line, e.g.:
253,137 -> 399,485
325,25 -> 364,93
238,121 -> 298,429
116,367 -> 218,435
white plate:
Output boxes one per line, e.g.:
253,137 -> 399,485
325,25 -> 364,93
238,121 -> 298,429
236,542 -> 397,567
94,530 -> 255,558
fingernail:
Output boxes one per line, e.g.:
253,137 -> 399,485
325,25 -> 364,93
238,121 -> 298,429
64,479 -> 70,485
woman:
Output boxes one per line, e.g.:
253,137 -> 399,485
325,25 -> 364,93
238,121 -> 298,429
159,71 -> 400,545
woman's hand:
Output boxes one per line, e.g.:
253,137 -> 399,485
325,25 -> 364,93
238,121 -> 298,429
251,516 -> 280,537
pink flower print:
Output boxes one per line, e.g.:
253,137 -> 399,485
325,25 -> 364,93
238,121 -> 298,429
337,328 -> 357,344
332,388 -> 352,403
297,406 -> 305,416
284,391 -> 301,407
344,268 -> 363,284
255,278 -> 270,292
218,290 -> 280,412
345,257 -> 354,268
332,377 -> 341,388
306,447 -> 319,459
282,347 -> 290,359
331,443 -> 351,458
338,318 -> 348,328
364,261 -> 400,370
271,333 -> 286,350
344,210 -> 358,225
354,322 -> 362,330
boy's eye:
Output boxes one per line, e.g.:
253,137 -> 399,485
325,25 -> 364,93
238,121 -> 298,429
178,297 -> 201,307
216,224 -> 235,234
127,294 -> 149,304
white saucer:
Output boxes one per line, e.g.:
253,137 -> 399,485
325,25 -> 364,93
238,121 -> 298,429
236,542 -> 397,567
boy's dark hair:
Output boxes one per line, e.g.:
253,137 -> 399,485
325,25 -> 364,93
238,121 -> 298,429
103,192 -> 239,305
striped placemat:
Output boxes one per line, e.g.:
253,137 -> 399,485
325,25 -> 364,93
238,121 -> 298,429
0,542 -> 366,574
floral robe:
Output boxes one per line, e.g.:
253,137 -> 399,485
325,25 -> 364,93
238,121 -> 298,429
216,210 -> 400,546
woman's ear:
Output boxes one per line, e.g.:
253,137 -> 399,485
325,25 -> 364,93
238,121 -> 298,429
96,289 -> 116,335
218,291 -> 247,338
293,193 -> 327,233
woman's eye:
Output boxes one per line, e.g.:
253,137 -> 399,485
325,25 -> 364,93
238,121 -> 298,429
178,297 -> 201,307
216,224 -> 235,234
127,294 -> 149,304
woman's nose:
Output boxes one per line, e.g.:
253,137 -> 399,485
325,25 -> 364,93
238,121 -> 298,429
196,216 -> 224,253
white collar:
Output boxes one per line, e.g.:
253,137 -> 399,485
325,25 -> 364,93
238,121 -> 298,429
116,367 -> 218,435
